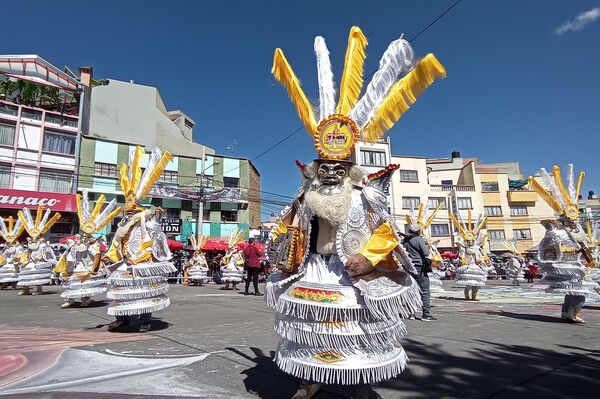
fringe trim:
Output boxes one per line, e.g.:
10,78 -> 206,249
0,276 -> 19,283
107,275 -> 166,287
275,317 -> 407,349
132,261 -> 176,277
17,279 -> 51,287
276,346 -> 408,385
60,286 -> 106,299
363,281 -> 422,320
221,277 -> 243,283
454,279 -> 486,287
107,296 -> 171,316
276,297 -> 366,322
106,283 -> 169,300
265,271 -> 305,308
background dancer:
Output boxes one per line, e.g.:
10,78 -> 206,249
0,217 -> 25,290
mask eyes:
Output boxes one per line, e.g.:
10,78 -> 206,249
336,169 -> 346,177
317,168 -> 326,177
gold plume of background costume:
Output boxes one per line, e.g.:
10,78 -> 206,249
18,205 -> 61,239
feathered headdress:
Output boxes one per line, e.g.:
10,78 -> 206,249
528,164 -> 583,221
405,200 -> 443,231
272,26 -> 446,160
190,232 -> 209,252
584,221 -> 600,248
18,205 -> 61,239
0,216 -> 24,243
502,240 -> 519,254
76,189 -> 122,235
449,209 -> 487,243
227,228 -> 247,249
120,146 -> 173,212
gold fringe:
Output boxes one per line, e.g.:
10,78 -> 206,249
90,194 -> 106,223
552,165 -> 571,205
271,48 -> 318,135
96,207 -> 122,231
336,26 -> 368,115
136,151 -> 174,200
40,213 -> 62,235
529,177 -> 562,213
119,163 -> 130,194
363,54 -> 446,142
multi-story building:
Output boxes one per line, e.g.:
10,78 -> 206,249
0,55 -> 81,239
391,151 -> 556,254
0,55 -> 261,241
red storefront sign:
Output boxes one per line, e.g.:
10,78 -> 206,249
0,189 -> 77,212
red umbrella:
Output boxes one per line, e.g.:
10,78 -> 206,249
441,251 -> 458,259
167,239 -> 184,251
202,238 -> 229,252
236,241 -> 265,253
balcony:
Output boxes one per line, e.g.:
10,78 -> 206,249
430,184 -> 475,192
507,190 -> 537,203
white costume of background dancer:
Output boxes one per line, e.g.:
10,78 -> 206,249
187,233 -> 210,286
220,228 -> 246,290
529,164 -> 600,323
267,25 -> 445,397
451,211 -> 492,301
0,217 -> 25,290
503,241 -> 525,286
582,221 -> 600,293
55,190 -> 121,308
16,206 -> 61,296
104,146 -> 177,333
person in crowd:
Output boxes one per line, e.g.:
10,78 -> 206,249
243,237 -> 263,296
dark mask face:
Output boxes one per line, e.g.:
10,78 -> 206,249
314,162 -> 349,196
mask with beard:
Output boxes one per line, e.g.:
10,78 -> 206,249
303,162 -> 361,226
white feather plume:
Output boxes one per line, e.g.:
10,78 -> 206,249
314,36 -> 336,122
539,168 -> 566,208
350,37 -> 415,129
21,208 -> 34,229
38,208 -> 51,231
0,217 -> 8,236
81,189 -> 91,221
566,164 -> 576,203
136,147 -> 163,198
94,198 -> 119,226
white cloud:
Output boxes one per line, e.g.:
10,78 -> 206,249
556,7 -> 600,35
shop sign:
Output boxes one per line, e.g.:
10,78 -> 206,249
0,189 -> 77,212
161,218 -> 181,235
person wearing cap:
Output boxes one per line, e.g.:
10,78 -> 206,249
403,224 -> 436,321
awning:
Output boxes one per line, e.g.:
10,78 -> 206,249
0,55 -> 78,91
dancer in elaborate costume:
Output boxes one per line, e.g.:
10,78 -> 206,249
502,241 -> 525,286
266,26 -> 445,397
104,146 -> 177,333
220,228 -> 246,290
16,206 -> 61,295
528,164 -> 600,323
0,217 -> 25,290
405,202 -> 445,297
450,211 -> 491,301
582,221 -> 600,293
186,233 -> 210,286
54,190 -> 121,308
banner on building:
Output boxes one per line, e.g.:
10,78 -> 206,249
0,189 -> 77,212
161,218 -> 182,235
150,184 -> 246,204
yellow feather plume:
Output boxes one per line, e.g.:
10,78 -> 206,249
90,194 -> 106,223
129,146 -> 145,195
137,151 -> 174,200
119,163 -> 130,194
40,213 -> 62,235
96,207 -> 122,231
336,26 -> 368,115
363,54 -> 446,142
423,204 -> 443,229
528,177 -> 562,213
271,48 -> 318,135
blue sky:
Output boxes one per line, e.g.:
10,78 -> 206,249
4,1 -> 600,212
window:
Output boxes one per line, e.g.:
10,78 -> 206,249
160,170 -> 178,184
488,230 -> 506,240
0,164 -> 11,188
510,205 -> 528,216
441,179 -> 453,186
513,229 -> 532,240
0,123 -> 15,146
94,162 -> 117,177
481,182 -> 499,192
431,223 -> 450,237
45,115 -> 78,127
223,177 -> 239,188
0,103 -> 18,116
402,196 -> 420,209
360,150 -> 387,167
184,118 -> 194,129
456,197 -> 472,209
197,174 -> 214,188
399,169 -> 418,183
484,206 -> 502,216
42,130 -> 75,155
221,210 -> 238,222
21,109 -> 42,120
38,171 -> 73,193
427,197 -> 447,209
164,208 -> 180,219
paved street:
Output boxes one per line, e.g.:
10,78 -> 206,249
1,280 -> 599,399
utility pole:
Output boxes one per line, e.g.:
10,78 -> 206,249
197,147 -> 205,238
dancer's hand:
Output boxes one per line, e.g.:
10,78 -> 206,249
345,253 -> 373,276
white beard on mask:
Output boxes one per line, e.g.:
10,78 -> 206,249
304,178 -> 353,226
